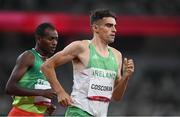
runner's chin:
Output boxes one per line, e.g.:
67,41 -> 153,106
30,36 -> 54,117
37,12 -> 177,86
108,37 -> 115,44
50,48 -> 56,54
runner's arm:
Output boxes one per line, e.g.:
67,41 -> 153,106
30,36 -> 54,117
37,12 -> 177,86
112,51 -> 134,101
5,51 -> 50,97
41,41 -> 84,106
41,41 -> 83,93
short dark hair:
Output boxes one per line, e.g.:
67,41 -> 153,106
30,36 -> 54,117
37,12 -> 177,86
35,22 -> 56,36
90,9 -> 116,25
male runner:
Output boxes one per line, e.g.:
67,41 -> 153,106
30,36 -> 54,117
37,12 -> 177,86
41,9 -> 134,117
6,23 -> 58,116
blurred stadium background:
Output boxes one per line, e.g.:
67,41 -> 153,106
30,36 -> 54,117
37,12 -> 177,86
0,0 -> 180,116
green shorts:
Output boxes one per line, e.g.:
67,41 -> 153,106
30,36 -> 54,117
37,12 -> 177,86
65,106 -> 93,117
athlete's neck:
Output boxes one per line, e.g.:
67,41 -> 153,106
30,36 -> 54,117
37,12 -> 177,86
91,37 -> 109,57
34,47 -> 48,59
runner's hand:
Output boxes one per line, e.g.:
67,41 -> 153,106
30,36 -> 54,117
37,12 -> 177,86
57,91 -> 73,107
46,104 -> 56,115
122,58 -> 134,78
41,89 -> 57,99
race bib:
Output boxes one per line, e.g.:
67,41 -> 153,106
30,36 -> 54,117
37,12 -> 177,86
34,79 -> 51,106
87,68 -> 116,101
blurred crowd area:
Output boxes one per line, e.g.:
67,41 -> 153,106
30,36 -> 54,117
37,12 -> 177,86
0,0 -> 180,116
0,0 -> 180,15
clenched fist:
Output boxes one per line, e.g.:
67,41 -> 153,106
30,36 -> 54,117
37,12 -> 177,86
122,58 -> 134,79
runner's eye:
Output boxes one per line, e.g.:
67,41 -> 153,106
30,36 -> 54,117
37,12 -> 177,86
105,24 -> 113,28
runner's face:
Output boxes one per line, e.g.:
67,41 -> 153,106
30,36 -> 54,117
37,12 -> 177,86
96,17 -> 116,44
39,29 -> 58,54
